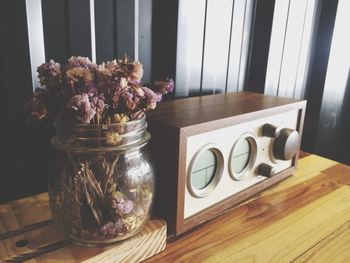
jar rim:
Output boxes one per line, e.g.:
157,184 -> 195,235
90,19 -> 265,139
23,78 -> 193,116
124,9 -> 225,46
53,114 -> 146,130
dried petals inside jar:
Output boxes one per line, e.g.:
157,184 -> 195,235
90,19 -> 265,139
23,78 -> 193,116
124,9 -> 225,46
49,116 -> 154,245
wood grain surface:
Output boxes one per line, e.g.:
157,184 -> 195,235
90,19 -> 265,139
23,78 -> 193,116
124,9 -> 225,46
147,91 -> 306,132
144,154 -> 350,263
1,154 -> 350,262
0,194 -> 166,263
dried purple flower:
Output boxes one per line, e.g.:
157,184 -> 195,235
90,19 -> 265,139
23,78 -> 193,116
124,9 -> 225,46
152,78 -> 175,95
65,67 -> 95,95
100,221 -> 115,236
68,94 -> 96,124
123,91 -> 141,112
66,56 -> 96,70
117,57 -> 143,81
37,59 -> 62,89
129,61 -> 143,81
112,199 -> 134,215
114,219 -> 124,232
105,59 -> 119,72
91,96 -> 105,113
142,87 -> 161,109
100,220 -> 125,236
28,55 -> 174,124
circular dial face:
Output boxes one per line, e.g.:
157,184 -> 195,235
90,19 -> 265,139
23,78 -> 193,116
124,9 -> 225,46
231,138 -> 251,174
229,134 -> 257,180
188,145 -> 224,198
191,149 -> 217,190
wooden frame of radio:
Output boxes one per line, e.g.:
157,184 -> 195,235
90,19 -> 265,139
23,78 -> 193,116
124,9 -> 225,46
147,92 -> 306,237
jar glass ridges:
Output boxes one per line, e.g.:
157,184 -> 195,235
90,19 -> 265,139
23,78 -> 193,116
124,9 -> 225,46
49,116 -> 154,245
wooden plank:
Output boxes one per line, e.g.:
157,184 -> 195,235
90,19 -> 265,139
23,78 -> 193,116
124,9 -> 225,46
0,219 -> 166,263
147,186 -> 350,262
203,187 -> 350,263
144,155 -> 350,262
0,192 -> 166,262
147,92 -> 305,130
2,155 -> 350,262
260,154 -> 338,196
4,193 -> 51,230
293,220 -> 350,263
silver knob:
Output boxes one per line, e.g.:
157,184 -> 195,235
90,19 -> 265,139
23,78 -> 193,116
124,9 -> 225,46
262,124 -> 300,161
258,163 -> 276,177
273,128 -> 300,160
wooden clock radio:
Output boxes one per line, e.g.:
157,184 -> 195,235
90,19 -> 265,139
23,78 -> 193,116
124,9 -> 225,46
147,92 -> 306,237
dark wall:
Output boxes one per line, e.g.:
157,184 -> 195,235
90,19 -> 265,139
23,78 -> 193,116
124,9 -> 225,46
302,0 -> 338,153
42,0 -> 92,63
245,0 -> 275,93
1,0 -> 54,203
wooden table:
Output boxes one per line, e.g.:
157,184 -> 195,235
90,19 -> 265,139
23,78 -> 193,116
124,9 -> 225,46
2,154 -> 350,262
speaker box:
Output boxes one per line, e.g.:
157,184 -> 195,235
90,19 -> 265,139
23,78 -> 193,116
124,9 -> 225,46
147,92 -> 306,237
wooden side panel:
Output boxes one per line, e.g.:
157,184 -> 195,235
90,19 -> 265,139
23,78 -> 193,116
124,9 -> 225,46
147,121 -> 180,236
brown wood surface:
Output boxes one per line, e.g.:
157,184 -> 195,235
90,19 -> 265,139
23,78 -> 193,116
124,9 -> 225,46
0,194 -> 166,263
147,92 -> 306,132
144,154 -> 350,262
2,154 -> 350,262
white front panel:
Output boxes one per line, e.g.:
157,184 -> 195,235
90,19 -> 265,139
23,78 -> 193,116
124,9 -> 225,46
184,110 -> 299,218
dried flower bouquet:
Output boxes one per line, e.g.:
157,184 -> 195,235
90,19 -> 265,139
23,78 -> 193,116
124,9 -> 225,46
29,56 -> 173,244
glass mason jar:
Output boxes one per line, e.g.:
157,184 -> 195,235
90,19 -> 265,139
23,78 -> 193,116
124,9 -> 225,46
49,116 -> 154,245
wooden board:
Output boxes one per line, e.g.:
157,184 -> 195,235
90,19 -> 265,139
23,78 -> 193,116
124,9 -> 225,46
293,220 -> 350,263
0,193 -> 166,263
143,154 -> 350,262
2,154 -> 350,262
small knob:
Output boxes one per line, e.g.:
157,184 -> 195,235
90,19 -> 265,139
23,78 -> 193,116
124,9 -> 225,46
258,163 -> 276,177
273,128 -> 299,160
262,124 -> 280,137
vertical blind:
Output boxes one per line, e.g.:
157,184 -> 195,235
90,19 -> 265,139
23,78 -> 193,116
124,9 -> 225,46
1,0 -> 349,201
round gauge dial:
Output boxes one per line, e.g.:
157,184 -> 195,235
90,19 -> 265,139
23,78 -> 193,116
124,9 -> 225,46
188,145 -> 223,198
191,150 -> 217,190
229,134 -> 257,180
